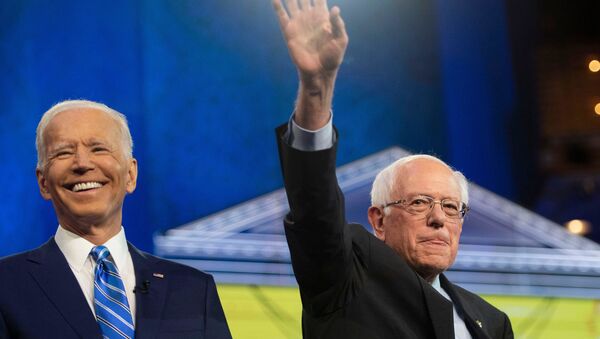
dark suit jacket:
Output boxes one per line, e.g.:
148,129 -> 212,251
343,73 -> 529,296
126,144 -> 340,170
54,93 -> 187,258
0,238 -> 231,339
276,125 -> 513,339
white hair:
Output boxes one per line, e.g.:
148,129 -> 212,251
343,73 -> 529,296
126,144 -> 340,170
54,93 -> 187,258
36,99 -> 133,170
370,154 -> 469,213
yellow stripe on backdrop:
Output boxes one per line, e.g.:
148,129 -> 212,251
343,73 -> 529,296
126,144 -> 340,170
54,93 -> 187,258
218,285 -> 302,339
217,285 -> 600,339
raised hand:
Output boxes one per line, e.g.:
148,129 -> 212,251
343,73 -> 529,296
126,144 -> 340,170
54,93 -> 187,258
273,0 -> 348,130
273,0 -> 348,79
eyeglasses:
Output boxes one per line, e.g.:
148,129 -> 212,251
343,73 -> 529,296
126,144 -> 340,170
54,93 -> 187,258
382,195 -> 469,219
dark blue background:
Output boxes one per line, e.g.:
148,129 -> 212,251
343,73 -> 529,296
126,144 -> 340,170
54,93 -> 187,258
0,0 -> 517,256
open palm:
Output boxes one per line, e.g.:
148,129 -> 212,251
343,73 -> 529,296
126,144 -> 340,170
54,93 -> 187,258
274,0 -> 348,77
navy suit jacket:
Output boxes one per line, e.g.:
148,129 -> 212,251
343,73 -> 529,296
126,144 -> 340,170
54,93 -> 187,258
0,238 -> 231,339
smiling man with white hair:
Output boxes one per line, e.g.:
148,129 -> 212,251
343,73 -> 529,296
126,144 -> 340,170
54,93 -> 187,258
272,0 -> 514,338
0,100 -> 231,338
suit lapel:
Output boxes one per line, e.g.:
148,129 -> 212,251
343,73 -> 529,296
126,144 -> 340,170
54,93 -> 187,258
129,243 -> 168,339
420,275 -> 455,339
440,275 -> 490,339
27,238 -> 100,338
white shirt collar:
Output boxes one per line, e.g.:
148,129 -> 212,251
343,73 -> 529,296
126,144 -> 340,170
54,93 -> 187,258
431,275 -> 442,290
430,275 -> 452,302
55,225 -> 130,272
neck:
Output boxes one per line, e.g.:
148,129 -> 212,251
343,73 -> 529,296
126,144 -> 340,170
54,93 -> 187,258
59,217 -> 122,245
417,269 -> 441,284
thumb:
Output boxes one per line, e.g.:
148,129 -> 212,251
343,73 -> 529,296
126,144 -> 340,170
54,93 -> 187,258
330,6 -> 347,40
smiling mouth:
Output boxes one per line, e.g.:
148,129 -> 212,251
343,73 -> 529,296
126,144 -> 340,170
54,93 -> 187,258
67,182 -> 105,192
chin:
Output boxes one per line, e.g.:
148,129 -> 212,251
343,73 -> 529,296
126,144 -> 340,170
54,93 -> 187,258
62,208 -> 111,224
416,259 -> 451,276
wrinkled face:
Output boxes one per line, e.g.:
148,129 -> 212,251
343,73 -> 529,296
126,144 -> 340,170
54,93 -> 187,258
36,108 -> 137,231
369,158 -> 463,281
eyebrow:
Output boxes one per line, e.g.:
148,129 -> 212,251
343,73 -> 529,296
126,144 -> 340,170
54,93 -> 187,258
86,138 -> 111,145
87,141 -> 106,148
406,193 -> 461,200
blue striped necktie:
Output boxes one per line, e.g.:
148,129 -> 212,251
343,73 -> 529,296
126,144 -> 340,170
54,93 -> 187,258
91,245 -> 135,339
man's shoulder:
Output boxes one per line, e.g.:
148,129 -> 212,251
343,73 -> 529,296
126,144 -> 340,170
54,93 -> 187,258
0,250 -> 31,271
445,277 -> 508,317
443,276 -> 513,336
449,282 -> 491,304
131,246 -> 214,282
0,239 -> 54,271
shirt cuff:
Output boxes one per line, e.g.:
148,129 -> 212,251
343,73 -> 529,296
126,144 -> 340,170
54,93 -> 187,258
285,112 -> 335,151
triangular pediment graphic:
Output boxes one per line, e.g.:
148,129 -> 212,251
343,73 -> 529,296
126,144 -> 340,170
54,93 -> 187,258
155,147 -> 600,298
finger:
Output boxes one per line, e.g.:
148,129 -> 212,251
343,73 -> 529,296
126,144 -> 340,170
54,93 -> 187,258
272,0 -> 290,27
299,0 -> 310,10
330,6 -> 347,39
316,0 -> 328,11
285,0 -> 299,17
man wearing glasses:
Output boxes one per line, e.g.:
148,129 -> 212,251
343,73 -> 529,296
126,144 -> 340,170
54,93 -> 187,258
272,0 -> 514,338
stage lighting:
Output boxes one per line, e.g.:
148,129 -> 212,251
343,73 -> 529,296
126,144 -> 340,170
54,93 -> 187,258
565,219 -> 591,235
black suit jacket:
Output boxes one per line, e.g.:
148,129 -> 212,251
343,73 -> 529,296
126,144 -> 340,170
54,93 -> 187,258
0,238 -> 231,339
276,125 -> 513,339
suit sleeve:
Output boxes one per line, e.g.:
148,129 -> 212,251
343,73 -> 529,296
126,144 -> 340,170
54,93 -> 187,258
276,124 -> 353,302
502,312 -> 514,339
203,275 -> 232,339
0,309 -> 8,339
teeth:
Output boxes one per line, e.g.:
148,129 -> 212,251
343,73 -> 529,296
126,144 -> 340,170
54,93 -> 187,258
72,182 -> 103,192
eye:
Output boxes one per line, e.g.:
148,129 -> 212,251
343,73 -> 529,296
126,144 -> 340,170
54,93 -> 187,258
55,150 -> 73,159
409,198 -> 430,206
91,146 -> 109,153
443,200 -> 460,211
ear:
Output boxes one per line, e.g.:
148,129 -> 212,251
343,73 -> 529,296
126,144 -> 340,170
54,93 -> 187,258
368,206 -> 385,241
126,158 -> 138,194
36,168 -> 52,200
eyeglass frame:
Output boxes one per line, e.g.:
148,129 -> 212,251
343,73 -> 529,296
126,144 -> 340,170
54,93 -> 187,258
382,195 -> 470,219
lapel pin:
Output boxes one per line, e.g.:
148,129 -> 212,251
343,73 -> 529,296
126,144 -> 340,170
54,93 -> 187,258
475,320 -> 483,328
153,273 -> 165,278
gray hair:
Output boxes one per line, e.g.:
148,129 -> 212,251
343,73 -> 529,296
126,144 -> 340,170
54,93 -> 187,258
36,100 -> 133,170
370,154 -> 469,214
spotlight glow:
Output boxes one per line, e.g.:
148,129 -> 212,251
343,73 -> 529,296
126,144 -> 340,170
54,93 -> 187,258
565,219 -> 591,235
589,60 -> 600,72
595,103 -> 600,115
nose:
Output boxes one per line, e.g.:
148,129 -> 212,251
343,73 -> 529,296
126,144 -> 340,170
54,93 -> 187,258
71,148 -> 95,174
426,202 -> 446,229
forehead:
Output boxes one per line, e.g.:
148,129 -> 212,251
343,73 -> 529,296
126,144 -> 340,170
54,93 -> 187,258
43,108 -> 121,145
394,158 -> 460,198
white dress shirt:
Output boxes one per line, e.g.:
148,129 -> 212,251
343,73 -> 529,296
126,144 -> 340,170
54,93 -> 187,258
288,114 -> 472,339
54,225 -> 137,324
432,276 -> 473,339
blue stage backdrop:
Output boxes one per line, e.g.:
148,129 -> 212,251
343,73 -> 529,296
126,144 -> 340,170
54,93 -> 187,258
0,0 -> 516,256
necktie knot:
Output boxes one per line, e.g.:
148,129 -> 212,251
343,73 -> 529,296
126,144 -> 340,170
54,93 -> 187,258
91,245 -> 110,263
